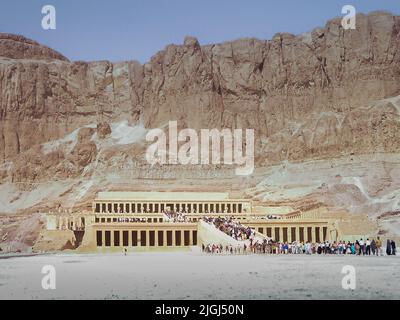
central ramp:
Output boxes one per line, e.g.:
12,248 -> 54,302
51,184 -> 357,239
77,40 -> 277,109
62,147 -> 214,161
198,220 -> 242,246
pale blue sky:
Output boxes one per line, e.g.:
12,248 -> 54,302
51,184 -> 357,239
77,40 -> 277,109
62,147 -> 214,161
1,0 -> 399,63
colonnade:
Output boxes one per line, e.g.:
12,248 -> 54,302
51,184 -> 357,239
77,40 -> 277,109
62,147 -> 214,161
95,228 -> 198,247
93,201 -> 247,214
253,225 -> 330,243
50,215 -> 85,231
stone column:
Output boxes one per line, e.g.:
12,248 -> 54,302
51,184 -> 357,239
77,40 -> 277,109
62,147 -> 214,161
102,230 -> 106,247
311,226 -> 316,243
128,230 -> 132,247
146,230 -> 150,247
279,227 -> 283,243
287,227 -> 292,243
111,230 -> 115,247
164,230 -> 167,246
172,230 -> 176,246
189,229 -> 193,245
155,229 -> 159,246
320,226 -> 324,242
296,226 -> 300,243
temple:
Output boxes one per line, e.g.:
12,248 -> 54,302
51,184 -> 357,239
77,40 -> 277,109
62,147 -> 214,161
37,191 -> 352,252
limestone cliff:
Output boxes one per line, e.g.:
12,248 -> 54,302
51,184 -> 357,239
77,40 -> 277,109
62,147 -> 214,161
1,12 -> 400,171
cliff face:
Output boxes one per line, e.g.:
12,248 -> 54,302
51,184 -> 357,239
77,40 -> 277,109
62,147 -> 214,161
1,12 -> 400,176
0,12 -> 400,184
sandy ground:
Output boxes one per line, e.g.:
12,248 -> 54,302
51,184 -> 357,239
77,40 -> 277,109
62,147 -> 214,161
0,253 -> 399,300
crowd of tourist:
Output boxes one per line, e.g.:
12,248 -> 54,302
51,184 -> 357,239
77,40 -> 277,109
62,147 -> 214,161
116,217 -> 150,223
270,238 -> 396,255
202,237 -> 397,256
203,216 -> 256,241
162,209 -> 189,222
201,216 -> 398,256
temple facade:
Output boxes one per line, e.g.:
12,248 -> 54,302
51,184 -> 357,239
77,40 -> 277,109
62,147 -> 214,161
44,191 -> 341,252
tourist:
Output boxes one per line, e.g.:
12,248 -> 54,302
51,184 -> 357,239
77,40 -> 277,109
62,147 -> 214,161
366,239 -> 371,255
391,240 -> 396,255
284,242 -> 289,254
351,242 -> 356,254
337,242 -> 343,254
342,242 -> 347,254
304,242 -> 311,255
386,239 -> 392,255
376,237 -> 382,256
370,239 -> 377,256
359,238 -> 365,255
355,240 -> 360,255
344,241 -> 351,254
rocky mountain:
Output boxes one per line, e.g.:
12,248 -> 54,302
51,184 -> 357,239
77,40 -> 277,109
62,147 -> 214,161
1,11 -> 400,249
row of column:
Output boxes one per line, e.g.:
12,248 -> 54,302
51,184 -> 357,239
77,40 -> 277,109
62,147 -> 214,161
256,225 -> 328,243
57,216 -> 84,231
95,202 -> 244,214
95,217 -> 163,223
96,229 -> 197,247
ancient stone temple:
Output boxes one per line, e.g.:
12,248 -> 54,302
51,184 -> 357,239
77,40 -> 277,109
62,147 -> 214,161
40,191 -> 346,253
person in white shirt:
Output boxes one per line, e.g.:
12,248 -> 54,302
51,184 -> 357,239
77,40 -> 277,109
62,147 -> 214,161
359,239 -> 365,255
366,239 -> 371,255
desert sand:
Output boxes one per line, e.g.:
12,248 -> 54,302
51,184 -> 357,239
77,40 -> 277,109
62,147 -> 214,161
1,253 -> 399,300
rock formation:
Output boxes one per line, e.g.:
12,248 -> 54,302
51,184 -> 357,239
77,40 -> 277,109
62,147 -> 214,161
1,12 -> 399,170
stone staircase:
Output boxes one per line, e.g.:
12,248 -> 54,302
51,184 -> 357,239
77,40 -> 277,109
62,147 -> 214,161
198,220 -> 242,246
198,220 -> 269,247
